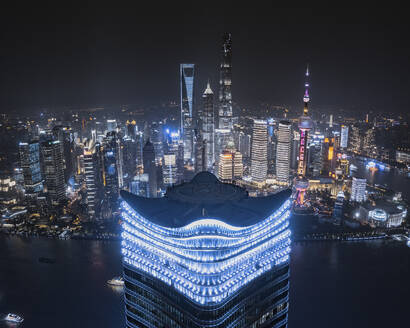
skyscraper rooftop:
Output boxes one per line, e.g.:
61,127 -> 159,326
121,172 -> 291,227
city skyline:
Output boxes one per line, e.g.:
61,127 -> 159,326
0,4 -> 409,328
0,5 -> 409,112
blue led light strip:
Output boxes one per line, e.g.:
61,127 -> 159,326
121,198 -> 292,305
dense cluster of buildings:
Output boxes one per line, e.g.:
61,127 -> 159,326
0,32 -> 408,230
0,31 -> 408,328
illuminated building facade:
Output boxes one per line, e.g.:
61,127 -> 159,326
103,132 -> 124,206
340,125 -> 349,149
276,121 -> 292,184
322,137 -> 335,176
218,33 -> 233,130
217,149 -> 243,182
162,153 -> 178,187
19,141 -> 43,196
121,172 -> 292,328
84,139 -> 102,219
251,119 -> 268,183
214,128 -> 232,168
41,140 -> 66,204
180,64 -> 195,160
351,177 -> 366,202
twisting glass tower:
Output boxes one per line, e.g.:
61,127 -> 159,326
121,172 -> 292,328
180,64 -> 195,161
218,33 -> 233,130
295,66 -> 314,205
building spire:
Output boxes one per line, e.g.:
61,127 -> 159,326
303,64 -> 310,115
204,80 -> 213,95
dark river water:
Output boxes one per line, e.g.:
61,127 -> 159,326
351,158 -> 410,200
0,236 -> 408,328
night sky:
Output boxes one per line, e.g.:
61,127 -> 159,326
0,3 -> 409,112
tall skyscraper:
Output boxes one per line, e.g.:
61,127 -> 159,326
217,149 -> 243,182
201,81 -> 215,170
102,132 -> 123,208
214,128 -> 232,168
19,141 -> 43,196
340,125 -> 349,149
106,119 -> 117,133
143,140 -> 157,198
276,121 -> 292,184
251,119 -> 268,183
180,63 -> 195,161
121,172 -> 292,328
164,131 -> 184,184
41,140 -> 66,204
351,177 -> 367,202
322,137 -> 336,176
194,134 -> 206,174
162,153 -> 177,187
363,126 -> 377,158
238,131 -> 251,159
52,125 -> 74,183
218,33 -> 233,129
150,121 -> 164,162
295,67 -> 314,204
83,139 -> 102,219
122,136 -> 137,184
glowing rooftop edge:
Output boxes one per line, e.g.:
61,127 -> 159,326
121,197 -> 292,305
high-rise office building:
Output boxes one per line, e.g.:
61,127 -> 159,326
238,131 -> 251,159
143,140 -> 157,198
308,134 -> 324,177
180,64 -> 195,161
363,126 -> 377,158
150,121 -> 164,162
52,125 -> 74,183
251,119 -> 268,183
349,124 -> 361,154
83,139 -> 102,219
214,128 -> 232,168
164,131 -> 184,184
129,174 -> 149,197
135,131 -> 144,168
194,134 -> 206,174
126,120 -> 137,140
121,172 -> 292,328
106,119 -> 117,133
351,177 -> 367,202
41,140 -> 66,204
201,81 -> 215,170
19,141 -> 43,196
162,153 -> 178,187
103,132 -> 124,207
218,33 -> 233,129
276,121 -> 292,184
122,136 -> 137,184
217,149 -> 243,182
322,137 -> 336,176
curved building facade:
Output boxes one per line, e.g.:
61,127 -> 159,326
121,172 -> 292,328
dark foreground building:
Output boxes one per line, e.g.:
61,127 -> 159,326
120,172 -> 292,328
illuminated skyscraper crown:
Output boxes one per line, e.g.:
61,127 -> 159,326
121,172 -> 292,305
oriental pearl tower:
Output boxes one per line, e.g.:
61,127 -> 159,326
295,66 -> 314,206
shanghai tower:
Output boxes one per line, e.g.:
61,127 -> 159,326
218,33 -> 233,130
